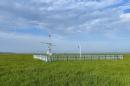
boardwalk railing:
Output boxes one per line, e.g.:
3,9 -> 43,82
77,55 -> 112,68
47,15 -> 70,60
33,54 -> 124,62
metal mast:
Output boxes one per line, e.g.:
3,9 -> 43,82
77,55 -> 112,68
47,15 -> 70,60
47,33 -> 53,56
41,33 -> 55,56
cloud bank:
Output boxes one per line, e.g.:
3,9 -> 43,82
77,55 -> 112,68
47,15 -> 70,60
0,0 -> 130,53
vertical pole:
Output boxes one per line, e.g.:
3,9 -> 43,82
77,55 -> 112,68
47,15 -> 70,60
80,45 -> 82,58
78,41 -> 82,58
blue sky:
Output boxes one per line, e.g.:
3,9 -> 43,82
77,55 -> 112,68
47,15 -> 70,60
0,0 -> 130,53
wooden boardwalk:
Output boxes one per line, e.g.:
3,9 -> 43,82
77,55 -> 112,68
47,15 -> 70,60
33,54 -> 124,62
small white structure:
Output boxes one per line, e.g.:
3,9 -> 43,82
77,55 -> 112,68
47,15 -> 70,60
33,55 -> 48,62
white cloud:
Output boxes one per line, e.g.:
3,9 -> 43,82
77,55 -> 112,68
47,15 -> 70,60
120,13 -> 130,22
0,0 -> 123,35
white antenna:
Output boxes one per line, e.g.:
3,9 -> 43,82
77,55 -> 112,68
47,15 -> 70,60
78,41 -> 82,58
41,32 -> 55,56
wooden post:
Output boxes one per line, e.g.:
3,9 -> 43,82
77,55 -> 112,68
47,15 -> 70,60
67,56 -> 68,61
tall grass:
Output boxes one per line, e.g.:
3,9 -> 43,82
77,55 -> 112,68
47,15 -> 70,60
0,54 -> 130,86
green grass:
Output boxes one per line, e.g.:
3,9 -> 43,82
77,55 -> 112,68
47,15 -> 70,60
0,54 -> 130,86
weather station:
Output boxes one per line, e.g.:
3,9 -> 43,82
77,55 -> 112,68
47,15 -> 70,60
33,33 -> 56,62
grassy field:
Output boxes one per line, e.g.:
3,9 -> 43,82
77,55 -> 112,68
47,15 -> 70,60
0,54 -> 130,86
